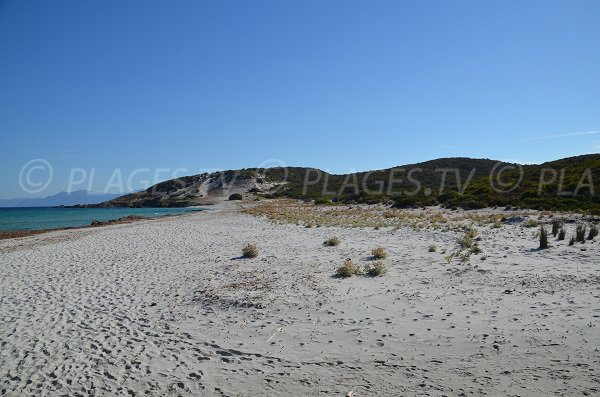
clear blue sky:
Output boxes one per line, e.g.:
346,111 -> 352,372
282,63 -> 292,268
1,0 -> 599,198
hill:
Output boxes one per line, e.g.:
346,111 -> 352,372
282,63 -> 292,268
91,155 -> 600,213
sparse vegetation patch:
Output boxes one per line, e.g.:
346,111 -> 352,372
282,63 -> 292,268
576,225 -> 587,243
324,236 -> 341,246
539,224 -> 548,250
364,261 -> 387,277
242,243 -> 259,258
336,259 -> 361,278
371,247 -> 388,259
588,224 -> 598,240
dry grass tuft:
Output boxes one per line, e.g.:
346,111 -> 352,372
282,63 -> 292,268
371,247 -> 388,259
244,199 -> 513,231
364,261 -> 387,277
588,224 -> 598,240
539,224 -> 548,249
242,243 -> 259,258
576,225 -> 587,243
336,259 -> 361,278
324,236 -> 341,246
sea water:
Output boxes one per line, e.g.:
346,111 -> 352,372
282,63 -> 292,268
0,207 -> 206,232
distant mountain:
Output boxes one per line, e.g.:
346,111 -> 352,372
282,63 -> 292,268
0,190 -> 123,207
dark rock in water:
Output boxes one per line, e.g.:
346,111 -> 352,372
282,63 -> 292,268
89,215 -> 146,227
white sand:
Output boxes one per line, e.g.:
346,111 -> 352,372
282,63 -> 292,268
1,204 -> 599,396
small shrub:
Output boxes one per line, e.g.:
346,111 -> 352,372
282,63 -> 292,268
371,247 -> 388,259
539,225 -> 548,249
551,220 -> 561,237
364,261 -> 387,277
524,219 -> 538,228
557,228 -> 566,241
471,244 -> 482,254
229,193 -> 243,201
588,224 -> 598,240
428,244 -> 437,252
336,259 -> 360,278
458,232 -> 476,250
569,236 -> 575,246
242,243 -> 258,258
314,197 -> 330,205
463,226 -> 478,239
324,237 -> 340,247
576,225 -> 587,243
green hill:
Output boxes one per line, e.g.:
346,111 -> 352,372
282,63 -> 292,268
93,154 -> 600,213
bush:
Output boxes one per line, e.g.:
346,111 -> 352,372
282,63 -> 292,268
557,228 -> 566,241
569,236 -> 575,246
371,247 -> 388,259
314,197 -> 331,205
336,259 -> 361,278
551,220 -> 561,237
539,225 -> 548,249
455,199 -> 487,210
457,234 -> 474,250
364,261 -> 387,277
428,244 -> 437,252
324,237 -> 340,247
229,193 -> 243,201
588,224 -> 598,240
242,243 -> 258,258
576,225 -> 587,243
457,227 -> 481,254
524,219 -> 538,228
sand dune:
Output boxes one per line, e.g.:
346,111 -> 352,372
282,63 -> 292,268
0,203 -> 598,396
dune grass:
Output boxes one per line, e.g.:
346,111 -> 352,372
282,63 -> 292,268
336,259 -> 361,278
242,243 -> 259,258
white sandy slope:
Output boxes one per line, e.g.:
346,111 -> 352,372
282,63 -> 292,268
0,204 -> 599,396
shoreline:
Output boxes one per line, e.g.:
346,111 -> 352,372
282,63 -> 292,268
2,200 -> 597,241
0,208 -> 209,240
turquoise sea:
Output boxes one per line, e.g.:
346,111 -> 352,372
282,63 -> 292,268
0,207 -> 205,232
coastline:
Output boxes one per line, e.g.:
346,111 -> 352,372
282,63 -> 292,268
0,201 -> 598,395
0,207 -> 208,240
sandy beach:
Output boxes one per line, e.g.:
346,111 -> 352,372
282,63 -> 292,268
1,201 -> 599,396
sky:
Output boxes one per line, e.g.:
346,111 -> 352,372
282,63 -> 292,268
1,0 -> 599,198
